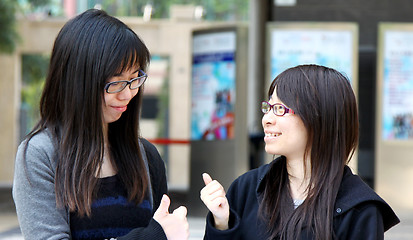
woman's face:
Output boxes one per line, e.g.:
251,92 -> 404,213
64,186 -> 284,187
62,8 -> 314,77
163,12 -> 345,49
262,89 -> 308,160
102,68 -> 140,124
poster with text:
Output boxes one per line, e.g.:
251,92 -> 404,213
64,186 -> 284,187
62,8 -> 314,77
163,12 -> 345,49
269,23 -> 357,86
381,30 -> 413,140
191,31 -> 236,140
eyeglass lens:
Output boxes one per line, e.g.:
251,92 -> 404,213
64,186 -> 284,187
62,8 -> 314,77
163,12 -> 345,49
106,71 -> 147,93
262,102 -> 270,113
261,102 -> 286,116
274,104 -> 285,115
129,78 -> 144,89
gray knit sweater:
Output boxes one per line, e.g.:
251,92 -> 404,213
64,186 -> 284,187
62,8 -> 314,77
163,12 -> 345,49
12,130 -> 168,240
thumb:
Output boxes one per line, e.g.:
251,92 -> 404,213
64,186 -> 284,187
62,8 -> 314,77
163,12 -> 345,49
154,194 -> 170,217
202,173 -> 213,186
172,206 -> 188,219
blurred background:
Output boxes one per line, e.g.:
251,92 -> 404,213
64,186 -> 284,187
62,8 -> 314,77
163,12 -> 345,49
1,0 -> 413,239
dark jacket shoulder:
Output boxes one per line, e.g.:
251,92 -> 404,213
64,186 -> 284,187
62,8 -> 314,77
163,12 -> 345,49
335,166 -> 400,231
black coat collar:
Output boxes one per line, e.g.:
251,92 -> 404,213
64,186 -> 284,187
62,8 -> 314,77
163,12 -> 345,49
255,157 -> 400,231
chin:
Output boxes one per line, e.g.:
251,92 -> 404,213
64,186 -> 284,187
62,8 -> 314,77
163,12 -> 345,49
105,117 -> 121,124
265,146 -> 280,155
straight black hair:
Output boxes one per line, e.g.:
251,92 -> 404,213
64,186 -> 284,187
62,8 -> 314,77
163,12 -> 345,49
259,64 -> 359,240
24,9 -> 151,216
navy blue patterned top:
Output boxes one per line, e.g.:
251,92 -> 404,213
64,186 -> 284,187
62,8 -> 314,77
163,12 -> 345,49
70,175 -> 153,239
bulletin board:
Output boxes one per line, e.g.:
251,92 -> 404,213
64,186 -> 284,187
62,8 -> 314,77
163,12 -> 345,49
375,23 -> 413,212
266,22 -> 359,91
377,23 -> 413,141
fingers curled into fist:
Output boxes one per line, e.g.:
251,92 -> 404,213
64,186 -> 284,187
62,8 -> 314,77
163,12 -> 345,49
153,195 -> 189,240
200,173 -> 230,230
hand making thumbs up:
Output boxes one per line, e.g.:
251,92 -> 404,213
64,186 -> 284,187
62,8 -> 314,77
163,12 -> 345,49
200,173 -> 230,230
153,194 -> 189,240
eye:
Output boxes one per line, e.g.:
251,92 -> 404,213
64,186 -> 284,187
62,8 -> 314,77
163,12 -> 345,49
110,82 -> 121,86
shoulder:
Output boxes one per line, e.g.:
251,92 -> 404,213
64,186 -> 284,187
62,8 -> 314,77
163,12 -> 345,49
223,162 -> 271,220
16,130 -> 56,168
139,138 -> 165,172
335,166 -> 400,231
227,162 -> 271,197
334,201 -> 388,239
139,138 -> 167,206
233,163 -> 270,186
140,138 -> 158,155
20,130 -> 55,154
231,157 -> 281,193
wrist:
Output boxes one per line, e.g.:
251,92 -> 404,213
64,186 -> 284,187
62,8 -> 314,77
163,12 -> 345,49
213,216 -> 229,230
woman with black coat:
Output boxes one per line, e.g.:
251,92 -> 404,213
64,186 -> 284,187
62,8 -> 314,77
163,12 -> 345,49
200,64 -> 399,240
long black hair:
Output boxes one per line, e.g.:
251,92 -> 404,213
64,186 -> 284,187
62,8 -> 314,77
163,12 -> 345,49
259,65 -> 359,240
24,9 -> 151,216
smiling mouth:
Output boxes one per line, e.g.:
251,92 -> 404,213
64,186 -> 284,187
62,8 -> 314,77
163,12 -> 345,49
113,106 -> 127,112
265,132 -> 282,137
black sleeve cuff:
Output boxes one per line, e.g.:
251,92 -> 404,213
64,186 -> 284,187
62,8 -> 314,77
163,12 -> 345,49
117,218 -> 167,240
204,209 -> 240,239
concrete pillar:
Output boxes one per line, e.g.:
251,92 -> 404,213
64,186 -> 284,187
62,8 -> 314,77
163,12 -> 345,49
0,53 -> 20,184
247,0 -> 267,134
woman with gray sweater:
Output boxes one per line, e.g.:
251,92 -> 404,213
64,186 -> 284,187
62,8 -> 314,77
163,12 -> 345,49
13,9 -> 188,240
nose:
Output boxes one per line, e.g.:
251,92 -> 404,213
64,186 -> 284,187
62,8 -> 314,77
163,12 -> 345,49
117,86 -> 135,100
262,111 -> 276,128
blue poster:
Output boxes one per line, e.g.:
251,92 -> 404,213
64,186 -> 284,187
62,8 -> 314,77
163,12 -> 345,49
191,31 -> 236,140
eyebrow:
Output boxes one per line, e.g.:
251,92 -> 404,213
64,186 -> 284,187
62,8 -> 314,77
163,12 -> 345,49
113,68 -> 140,77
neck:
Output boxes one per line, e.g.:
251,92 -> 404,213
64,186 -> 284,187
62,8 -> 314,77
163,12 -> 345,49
286,156 -> 311,200
96,123 -> 117,178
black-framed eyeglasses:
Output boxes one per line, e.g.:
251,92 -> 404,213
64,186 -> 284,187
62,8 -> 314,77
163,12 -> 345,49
261,101 -> 295,116
104,69 -> 148,94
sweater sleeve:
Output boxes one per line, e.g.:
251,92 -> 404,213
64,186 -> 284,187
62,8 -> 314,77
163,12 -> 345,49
12,133 -> 71,240
204,209 -> 241,240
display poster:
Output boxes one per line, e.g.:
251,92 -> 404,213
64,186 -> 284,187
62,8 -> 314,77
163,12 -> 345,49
381,30 -> 413,140
269,24 -> 356,84
191,31 -> 236,140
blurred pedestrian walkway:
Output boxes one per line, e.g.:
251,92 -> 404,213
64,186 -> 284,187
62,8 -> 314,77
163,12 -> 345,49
1,187 -> 412,240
